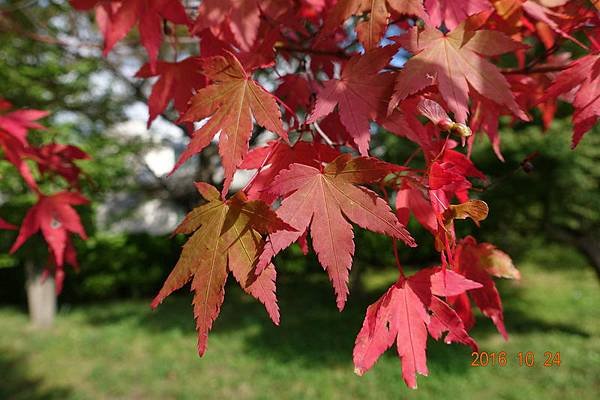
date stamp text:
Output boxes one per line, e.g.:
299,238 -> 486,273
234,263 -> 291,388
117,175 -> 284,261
470,351 -> 561,367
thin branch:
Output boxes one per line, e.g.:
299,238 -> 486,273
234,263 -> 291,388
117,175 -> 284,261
0,0 -> 41,12
275,43 -> 350,59
0,17 -> 102,49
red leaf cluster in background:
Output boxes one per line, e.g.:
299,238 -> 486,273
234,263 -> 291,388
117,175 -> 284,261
0,99 -> 89,294
63,0 -> 598,388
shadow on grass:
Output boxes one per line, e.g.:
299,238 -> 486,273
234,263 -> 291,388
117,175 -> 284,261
487,280 -> 591,338
77,266 -> 590,374
0,348 -> 72,400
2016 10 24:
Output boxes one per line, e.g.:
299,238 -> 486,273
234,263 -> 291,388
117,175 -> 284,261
470,351 -> 561,367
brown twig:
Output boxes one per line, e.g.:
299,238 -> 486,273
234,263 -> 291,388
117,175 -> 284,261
274,43 -> 350,59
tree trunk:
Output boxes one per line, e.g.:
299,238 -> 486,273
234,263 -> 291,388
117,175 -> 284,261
25,260 -> 56,328
578,234 -> 600,279
546,226 -> 600,279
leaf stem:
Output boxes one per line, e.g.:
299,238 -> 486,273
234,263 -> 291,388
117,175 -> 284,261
402,147 -> 422,167
312,121 -> 335,146
380,184 -> 405,278
241,140 -> 281,195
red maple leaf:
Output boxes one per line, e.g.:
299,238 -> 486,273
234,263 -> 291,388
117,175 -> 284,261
152,184 -> 294,356
193,0 -> 262,51
0,132 -> 37,191
10,192 -> 89,267
396,181 -> 438,234
541,52 -> 600,147
319,0 -> 426,49
308,45 -> 398,155
239,140 -> 340,203
390,23 -> 528,123
429,149 -> 485,196
43,237 -> 80,295
0,103 -> 49,190
274,74 -> 314,118
175,52 -> 287,194
381,97 -> 439,151
71,0 -> 190,69
316,111 -> 356,147
258,154 -> 415,310
353,266 -> 481,388
0,217 -> 16,230
0,106 -> 48,145
468,92 -> 510,160
135,57 -> 207,127
192,0 -> 289,51
447,236 -> 520,339
33,143 -> 90,185
507,55 -> 568,131
425,0 -> 492,29
492,0 -> 591,49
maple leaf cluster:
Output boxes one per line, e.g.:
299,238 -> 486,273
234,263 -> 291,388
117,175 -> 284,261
0,99 -> 89,294
68,0 -> 598,389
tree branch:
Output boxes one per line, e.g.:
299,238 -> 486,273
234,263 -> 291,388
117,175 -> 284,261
274,43 -> 350,59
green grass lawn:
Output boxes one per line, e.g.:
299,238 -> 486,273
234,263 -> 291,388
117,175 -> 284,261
1,247 -> 599,400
